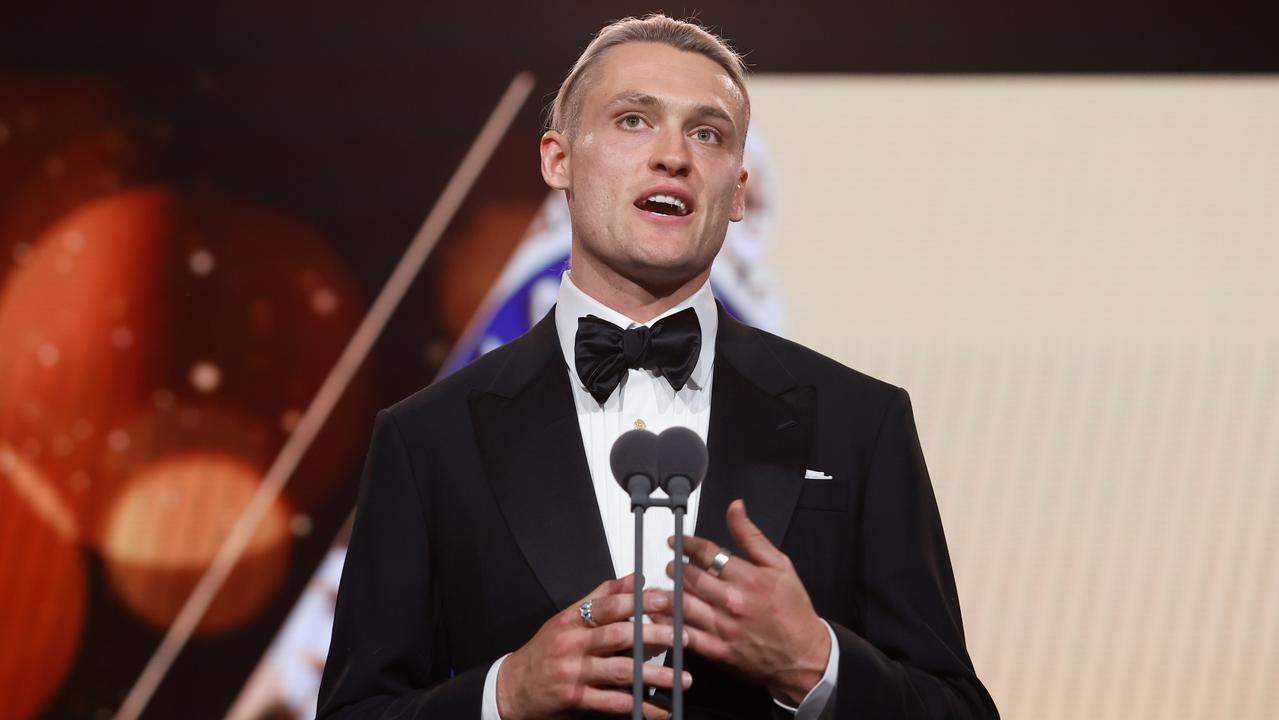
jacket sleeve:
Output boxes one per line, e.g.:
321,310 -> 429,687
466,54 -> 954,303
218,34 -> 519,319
829,388 -> 1000,718
317,410 -> 487,718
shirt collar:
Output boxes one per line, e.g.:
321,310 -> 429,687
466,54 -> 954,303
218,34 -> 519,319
554,270 -> 718,392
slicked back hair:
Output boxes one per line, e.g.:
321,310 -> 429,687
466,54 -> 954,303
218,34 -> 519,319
548,14 -> 750,142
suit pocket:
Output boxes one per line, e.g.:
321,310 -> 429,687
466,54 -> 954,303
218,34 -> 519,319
797,476 -> 850,511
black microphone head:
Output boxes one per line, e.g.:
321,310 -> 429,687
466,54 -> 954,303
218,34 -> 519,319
610,429 -> 659,495
656,426 -> 708,494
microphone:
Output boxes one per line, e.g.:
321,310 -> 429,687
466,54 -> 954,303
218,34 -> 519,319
610,428 -> 659,509
610,428 -> 660,719
656,426 -> 708,510
655,427 -> 706,720
608,426 -> 707,720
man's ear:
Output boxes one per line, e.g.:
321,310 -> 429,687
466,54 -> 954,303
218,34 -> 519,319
540,130 -> 571,190
729,167 -> 749,222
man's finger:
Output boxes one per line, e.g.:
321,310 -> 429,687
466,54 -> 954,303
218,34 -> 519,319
642,700 -> 674,720
613,572 -> 639,595
581,589 -> 668,628
584,655 -> 692,691
667,558 -> 732,610
568,574 -> 640,628
575,686 -> 644,715
726,499 -> 787,568
585,619 -> 685,654
670,621 -> 733,663
647,613 -> 733,663
648,590 -> 725,637
585,573 -> 637,601
669,534 -> 749,582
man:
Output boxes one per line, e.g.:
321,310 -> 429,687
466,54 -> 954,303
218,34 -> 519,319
318,14 -> 997,719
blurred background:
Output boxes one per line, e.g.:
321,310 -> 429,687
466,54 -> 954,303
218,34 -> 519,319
1,3 -> 1276,719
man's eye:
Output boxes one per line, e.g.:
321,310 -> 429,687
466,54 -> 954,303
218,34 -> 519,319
694,128 -> 720,144
620,115 -> 644,129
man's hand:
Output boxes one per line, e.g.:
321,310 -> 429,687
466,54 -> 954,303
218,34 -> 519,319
496,573 -> 692,720
654,499 -> 832,706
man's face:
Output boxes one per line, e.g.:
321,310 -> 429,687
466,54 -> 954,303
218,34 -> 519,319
541,42 -> 749,290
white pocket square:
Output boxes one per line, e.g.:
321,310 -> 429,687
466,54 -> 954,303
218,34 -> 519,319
804,469 -> 834,480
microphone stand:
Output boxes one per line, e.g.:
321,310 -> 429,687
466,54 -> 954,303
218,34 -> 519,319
615,426 -> 704,720
631,492 -> 645,720
668,477 -> 692,720
627,480 -> 691,720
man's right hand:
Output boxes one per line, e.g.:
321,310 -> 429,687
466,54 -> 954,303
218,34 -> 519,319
496,574 -> 691,719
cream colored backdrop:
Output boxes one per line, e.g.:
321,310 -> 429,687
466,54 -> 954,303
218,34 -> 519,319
750,76 -> 1279,719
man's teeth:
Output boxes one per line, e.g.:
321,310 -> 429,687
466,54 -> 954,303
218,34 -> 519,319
645,194 -> 686,213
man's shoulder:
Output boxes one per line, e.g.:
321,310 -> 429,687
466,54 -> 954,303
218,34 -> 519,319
736,322 -> 903,401
732,324 -> 914,437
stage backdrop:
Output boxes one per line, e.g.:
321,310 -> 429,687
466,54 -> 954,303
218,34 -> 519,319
752,75 -> 1279,720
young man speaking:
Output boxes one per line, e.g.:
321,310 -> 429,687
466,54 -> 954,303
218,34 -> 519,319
318,14 -> 997,720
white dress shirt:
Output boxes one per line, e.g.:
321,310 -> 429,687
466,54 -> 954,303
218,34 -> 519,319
481,271 -> 838,718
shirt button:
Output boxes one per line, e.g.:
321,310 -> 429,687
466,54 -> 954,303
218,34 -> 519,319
633,418 -> 647,430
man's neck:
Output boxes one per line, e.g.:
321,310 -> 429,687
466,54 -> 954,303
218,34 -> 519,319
568,253 -> 710,324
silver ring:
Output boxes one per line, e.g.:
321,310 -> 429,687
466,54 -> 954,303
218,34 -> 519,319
708,548 -> 732,577
579,598 -> 599,628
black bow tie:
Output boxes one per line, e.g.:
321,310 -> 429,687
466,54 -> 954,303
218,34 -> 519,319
574,307 -> 702,405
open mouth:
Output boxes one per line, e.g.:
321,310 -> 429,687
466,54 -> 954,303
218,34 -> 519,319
634,192 -> 693,217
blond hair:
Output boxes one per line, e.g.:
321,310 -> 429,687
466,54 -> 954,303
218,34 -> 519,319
548,14 -> 750,138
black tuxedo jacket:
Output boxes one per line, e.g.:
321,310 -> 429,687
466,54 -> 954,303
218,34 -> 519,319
317,306 -> 998,719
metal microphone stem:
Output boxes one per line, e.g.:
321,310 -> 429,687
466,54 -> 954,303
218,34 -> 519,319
672,506 -> 685,720
632,504 -> 644,720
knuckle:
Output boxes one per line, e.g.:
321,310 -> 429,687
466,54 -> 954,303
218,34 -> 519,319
612,659 -> 631,684
549,632 -> 579,658
719,621 -> 741,642
725,589 -> 750,618
559,608 -> 581,629
644,624 -> 671,646
554,658 -> 582,688
597,594 -> 618,616
644,665 -> 673,687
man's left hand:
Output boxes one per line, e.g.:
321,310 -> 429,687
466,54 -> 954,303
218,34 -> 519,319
653,499 -> 832,706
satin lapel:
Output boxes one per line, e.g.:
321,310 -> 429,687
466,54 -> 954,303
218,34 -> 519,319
469,313 -> 615,611
697,307 -> 814,556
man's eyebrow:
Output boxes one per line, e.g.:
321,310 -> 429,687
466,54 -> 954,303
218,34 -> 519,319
693,104 -> 736,128
606,91 -> 663,110
605,91 -> 737,129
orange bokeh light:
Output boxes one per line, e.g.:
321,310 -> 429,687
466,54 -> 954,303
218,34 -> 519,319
0,444 -> 87,720
101,451 -> 291,635
0,185 -> 372,549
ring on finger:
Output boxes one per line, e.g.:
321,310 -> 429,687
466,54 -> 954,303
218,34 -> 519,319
579,598 -> 599,628
708,548 -> 732,577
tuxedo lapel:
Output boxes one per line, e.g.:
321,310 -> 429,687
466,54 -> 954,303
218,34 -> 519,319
469,312 -> 616,611
697,305 -> 815,556
663,306 -> 816,712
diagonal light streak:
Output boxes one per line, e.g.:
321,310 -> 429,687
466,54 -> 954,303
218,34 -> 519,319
116,71 -> 535,720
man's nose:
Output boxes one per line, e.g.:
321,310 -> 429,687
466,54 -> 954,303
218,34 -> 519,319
649,128 -> 691,178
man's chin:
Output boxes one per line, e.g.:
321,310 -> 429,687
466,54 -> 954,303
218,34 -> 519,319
617,256 -> 712,295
